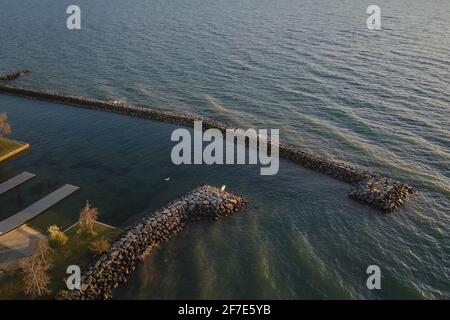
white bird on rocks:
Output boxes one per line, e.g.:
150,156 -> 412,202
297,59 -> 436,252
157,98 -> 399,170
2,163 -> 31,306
221,185 -> 226,192
164,177 -> 170,181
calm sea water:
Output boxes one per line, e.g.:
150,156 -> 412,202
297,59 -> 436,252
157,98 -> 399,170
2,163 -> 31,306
0,0 -> 449,299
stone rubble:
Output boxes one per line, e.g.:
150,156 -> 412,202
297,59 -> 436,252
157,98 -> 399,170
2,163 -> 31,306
68,185 -> 246,300
0,70 -> 30,81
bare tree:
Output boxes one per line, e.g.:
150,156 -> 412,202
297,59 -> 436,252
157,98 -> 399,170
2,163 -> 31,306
20,254 -> 51,298
35,239 -> 52,264
79,200 -> 99,235
0,112 -> 12,137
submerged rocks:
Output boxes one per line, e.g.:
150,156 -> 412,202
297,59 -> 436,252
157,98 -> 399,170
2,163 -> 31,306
68,185 -> 246,300
0,83 -> 416,211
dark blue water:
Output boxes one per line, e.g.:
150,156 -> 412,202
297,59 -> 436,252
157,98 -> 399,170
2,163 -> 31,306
0,0 -> 449,299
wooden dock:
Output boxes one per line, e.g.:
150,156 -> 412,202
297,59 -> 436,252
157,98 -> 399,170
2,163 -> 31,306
0,139 -> 30,163
0,184 -> 80,235
0,172 -> 35,195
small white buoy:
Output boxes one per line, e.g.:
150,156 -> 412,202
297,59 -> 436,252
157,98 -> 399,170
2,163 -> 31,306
221,185 -> 226,192
164,177 -> 170,181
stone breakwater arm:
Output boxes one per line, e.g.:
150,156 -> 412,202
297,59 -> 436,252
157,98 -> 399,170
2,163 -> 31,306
0,84 -> 415,212
279,145 -> 415,212
68,185 -> 247,300
0,70 -> 30,81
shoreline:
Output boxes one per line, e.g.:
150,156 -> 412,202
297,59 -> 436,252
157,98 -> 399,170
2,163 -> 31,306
0,83 -> 415,212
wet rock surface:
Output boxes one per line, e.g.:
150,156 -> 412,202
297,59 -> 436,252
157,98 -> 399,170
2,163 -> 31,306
0,84 -> 415,211
349,178 -> 415,212
68,185 -> 246,300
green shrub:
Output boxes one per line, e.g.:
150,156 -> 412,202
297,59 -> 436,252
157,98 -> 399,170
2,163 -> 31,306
89,238 -> 110,254
48,225 -> 68,247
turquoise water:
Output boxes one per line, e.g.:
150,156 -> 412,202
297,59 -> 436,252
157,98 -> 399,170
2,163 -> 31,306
0,0 -> 449,299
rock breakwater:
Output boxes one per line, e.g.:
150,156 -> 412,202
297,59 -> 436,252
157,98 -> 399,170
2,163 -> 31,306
0,70 -> 30,81
0,83 -> 415,212
279,144 -> 415,212
68,185 -> 246,300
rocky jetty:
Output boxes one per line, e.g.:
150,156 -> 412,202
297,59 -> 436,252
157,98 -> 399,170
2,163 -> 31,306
68,185 -> 246,300
349,178 -> 414,212
279,144 -> 415,212
0,83 -> 415,211
0,70 -> 30,81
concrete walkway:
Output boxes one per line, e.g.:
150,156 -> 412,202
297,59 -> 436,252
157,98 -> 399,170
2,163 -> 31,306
0,184 -> 80,235
0,225 -> 45,272
0,172 -> 35,195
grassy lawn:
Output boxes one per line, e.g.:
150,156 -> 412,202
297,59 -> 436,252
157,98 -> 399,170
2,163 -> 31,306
48,222 -> 122,295
0,271 -> 27,299
0,221 -> 122,299
0,137 -> 25,157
